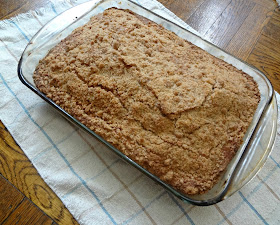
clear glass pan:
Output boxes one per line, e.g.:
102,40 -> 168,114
18,0 -> 278,205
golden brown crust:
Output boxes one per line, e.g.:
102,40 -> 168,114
33,8 -> 260,195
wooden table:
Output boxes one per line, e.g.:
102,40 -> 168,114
0,0 -> 279,224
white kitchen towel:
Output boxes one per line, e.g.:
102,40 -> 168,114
0,0 -> 280,225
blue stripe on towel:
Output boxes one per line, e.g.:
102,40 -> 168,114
239,192 -> 269,225
32,128 -> 78,162
50,2 -> 58,15
8,20 -> 30,42
122,191 -> 167,225
62,159 -> 120,200
168,193 -> 195,225
270,156 -> 280,168
217,156 -> 279,225
0,73 -> 117,225
9,1 -> 58,43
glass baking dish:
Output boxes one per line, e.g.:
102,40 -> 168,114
17,0 -> 278,205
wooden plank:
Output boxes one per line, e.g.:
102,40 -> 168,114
262,18 -> 280,43
0,175 -> 24,223
250,33 -> 280,59
272,7 -> 280,22
0,122 -> 78,225
186,0 -> 232,35
225,4 -> 271,60
252,0 -> 277,10
0,175 -> 56,224
247,34 -> 280,93
2,198 -> 53,225
205,0 -> 256,49
158,0 -> 206,21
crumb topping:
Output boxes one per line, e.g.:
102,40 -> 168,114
34,8 -> 260,195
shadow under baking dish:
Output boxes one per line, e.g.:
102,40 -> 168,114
17,0 -> 278,205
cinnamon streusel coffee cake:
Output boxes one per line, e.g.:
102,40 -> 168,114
34,8 -> 260,195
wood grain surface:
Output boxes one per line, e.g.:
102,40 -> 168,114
0,173 -> 54,225
0,0 -> 279,224
0,122 -> 78,225
0,174 -> 24,222
2,195 -> 53,225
